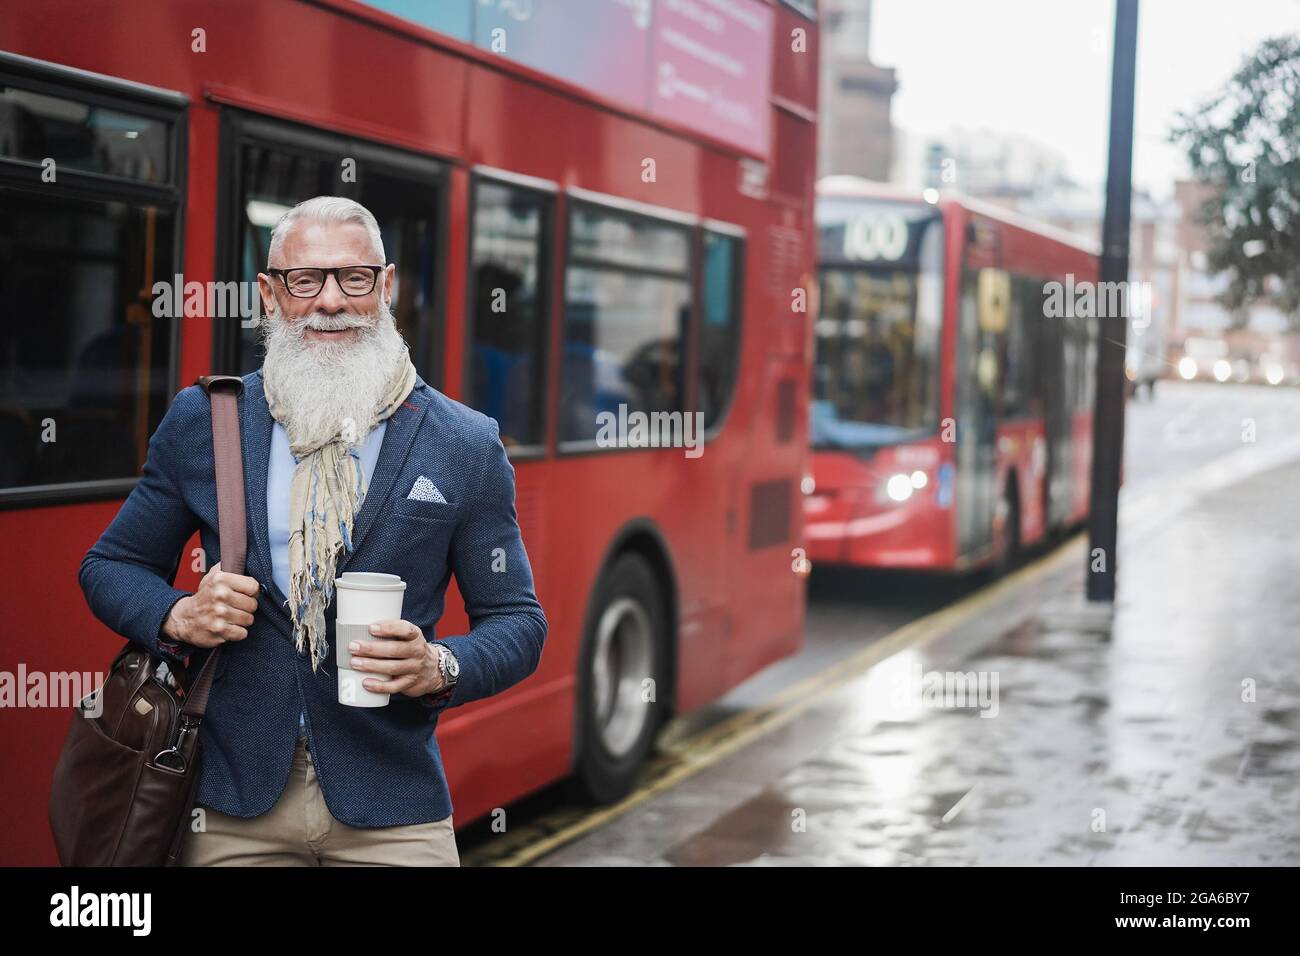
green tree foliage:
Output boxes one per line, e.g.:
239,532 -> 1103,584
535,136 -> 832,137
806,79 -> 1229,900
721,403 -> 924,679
1171,36 -> 1300,327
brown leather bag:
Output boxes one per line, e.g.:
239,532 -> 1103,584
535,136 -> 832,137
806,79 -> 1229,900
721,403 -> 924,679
48,374 -> 247,866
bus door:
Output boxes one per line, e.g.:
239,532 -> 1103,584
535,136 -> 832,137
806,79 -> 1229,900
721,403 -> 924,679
954,263 -> 1008,558
1040,298 -> 1073,530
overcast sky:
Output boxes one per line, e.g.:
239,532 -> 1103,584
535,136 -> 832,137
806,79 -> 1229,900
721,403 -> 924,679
870,0 -> 1300,200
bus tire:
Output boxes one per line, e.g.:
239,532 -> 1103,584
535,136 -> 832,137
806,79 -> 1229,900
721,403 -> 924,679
994,480 -> 1021,575
570,552 -> 668,805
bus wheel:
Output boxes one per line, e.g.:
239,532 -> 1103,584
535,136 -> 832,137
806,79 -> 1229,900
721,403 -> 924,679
571,553 -> 667,804
993,482 -> 1021,575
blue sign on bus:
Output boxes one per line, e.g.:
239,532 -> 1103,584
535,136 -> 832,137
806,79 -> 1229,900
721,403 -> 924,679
360,0 -> 473,41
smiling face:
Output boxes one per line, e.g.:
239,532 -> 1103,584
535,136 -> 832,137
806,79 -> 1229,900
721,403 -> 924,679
258,206 -> 411,452
257,219 -> 396,346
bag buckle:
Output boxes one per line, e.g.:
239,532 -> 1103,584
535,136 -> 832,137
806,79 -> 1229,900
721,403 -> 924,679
154,714 -> 198,774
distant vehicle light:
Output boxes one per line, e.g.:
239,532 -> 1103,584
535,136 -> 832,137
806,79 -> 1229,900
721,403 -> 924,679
1265,364 -> 1285,386
910,470 -> 928,489
801,475 -> 816,495
922,188 -> 940,204
1213,359 -> 1231,382
886,473 -> 914,502
1178,357 -> 1197,380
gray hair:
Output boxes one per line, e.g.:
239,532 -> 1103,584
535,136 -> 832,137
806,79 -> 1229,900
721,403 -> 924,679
267,195 -> 385,267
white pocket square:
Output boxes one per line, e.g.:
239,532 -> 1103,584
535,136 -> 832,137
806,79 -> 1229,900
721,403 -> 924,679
407,476 -> 448,504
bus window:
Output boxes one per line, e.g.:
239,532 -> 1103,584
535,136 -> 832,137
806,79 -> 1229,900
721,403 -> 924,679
560,204 -> 691,446
222,116 -> 442,381
229,139 -> 338,373
812,200 -> 943,450
356,168 -> 441,386
0,78 -> 181,500
0,84 -> 170,181
999,276 -> 1024,419
468,179 -> 550,450
1008,276 -> 1047,419
698,230 -> 743,431
1079,315 -> 1098,413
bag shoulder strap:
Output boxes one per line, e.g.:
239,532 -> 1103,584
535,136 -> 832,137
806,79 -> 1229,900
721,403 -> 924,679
198,375 -> 247,577
182,374 -> 247,720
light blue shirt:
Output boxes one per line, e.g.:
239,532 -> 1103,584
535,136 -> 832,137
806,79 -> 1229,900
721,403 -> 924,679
268,420 -> 387,736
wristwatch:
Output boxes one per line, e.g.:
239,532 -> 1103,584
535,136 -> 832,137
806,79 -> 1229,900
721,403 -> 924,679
435,643 -> 460,691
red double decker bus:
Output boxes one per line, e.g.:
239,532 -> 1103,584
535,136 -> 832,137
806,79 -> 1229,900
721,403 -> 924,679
805,177 -> 1098,572
0,0 -> 819,864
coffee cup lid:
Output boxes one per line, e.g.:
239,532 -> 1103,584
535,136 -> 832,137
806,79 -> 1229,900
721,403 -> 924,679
335,572 -> 406,592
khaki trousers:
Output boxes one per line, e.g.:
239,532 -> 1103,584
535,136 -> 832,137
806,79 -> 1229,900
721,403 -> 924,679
180,735 -> 460,866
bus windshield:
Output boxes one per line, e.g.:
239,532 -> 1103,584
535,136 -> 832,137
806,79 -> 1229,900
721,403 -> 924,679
813,199 -> 944,451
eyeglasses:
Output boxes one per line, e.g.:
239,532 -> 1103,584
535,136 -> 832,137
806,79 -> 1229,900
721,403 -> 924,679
268,265 -> 384,298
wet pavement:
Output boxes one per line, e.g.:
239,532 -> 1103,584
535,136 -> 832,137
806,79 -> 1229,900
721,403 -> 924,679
531,411 -> 1300,866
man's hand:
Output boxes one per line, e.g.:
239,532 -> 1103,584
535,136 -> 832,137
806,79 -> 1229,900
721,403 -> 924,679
349,620 -> 443,698
163,561 -> 260,648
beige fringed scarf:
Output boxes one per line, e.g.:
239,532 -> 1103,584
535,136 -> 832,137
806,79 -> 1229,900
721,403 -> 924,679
265,354 -> 417,671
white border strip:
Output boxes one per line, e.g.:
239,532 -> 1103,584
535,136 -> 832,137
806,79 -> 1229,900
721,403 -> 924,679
473,165 -> 559,194
567,186 -> 698,227
702,217 -> 746,239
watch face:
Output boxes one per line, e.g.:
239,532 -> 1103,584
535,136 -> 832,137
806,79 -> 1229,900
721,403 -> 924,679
446,654 -> 459,678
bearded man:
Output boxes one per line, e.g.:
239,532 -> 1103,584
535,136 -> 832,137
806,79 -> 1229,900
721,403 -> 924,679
79,196 -> 547,866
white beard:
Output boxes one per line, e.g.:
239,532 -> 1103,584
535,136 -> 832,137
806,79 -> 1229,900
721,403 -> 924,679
260,302 -> 409,452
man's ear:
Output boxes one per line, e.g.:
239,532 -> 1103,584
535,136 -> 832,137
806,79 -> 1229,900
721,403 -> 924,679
382,263 -> 396,307
257,273 -> 277,318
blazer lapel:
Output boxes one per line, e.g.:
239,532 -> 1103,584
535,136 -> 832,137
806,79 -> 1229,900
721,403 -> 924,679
340,376 -> 431,569
238,371 -> 290,629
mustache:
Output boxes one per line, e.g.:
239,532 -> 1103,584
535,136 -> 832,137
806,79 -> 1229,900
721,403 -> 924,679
268,310 -> 378,338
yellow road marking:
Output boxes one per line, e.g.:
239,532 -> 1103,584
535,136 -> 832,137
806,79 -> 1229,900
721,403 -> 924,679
472,530 -> 1086,867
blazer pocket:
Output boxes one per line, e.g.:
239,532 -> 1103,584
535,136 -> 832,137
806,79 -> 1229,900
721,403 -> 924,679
392,496 -> 461,523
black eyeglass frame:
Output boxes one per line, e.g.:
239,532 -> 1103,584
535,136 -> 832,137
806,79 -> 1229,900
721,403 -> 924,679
267,264 -> 387,298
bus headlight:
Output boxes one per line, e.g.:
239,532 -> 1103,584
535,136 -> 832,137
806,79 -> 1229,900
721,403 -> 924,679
1213,359 -> 1231,382
885,473 -> 914,502
1178,356 -> 1197,380
910,470 -> 928,489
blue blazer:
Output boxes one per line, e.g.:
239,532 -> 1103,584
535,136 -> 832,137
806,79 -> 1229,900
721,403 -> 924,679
79,370 -> 547,827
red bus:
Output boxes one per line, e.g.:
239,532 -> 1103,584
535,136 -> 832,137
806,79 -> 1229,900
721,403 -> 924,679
0,0 -> 819,864
805,177 -> 1098,572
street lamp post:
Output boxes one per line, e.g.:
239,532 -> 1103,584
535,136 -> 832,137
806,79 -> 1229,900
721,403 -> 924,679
1087,0 -> 1140,604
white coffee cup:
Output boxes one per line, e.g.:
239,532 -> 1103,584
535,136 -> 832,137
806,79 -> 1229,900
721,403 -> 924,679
334,572 -> 406,708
